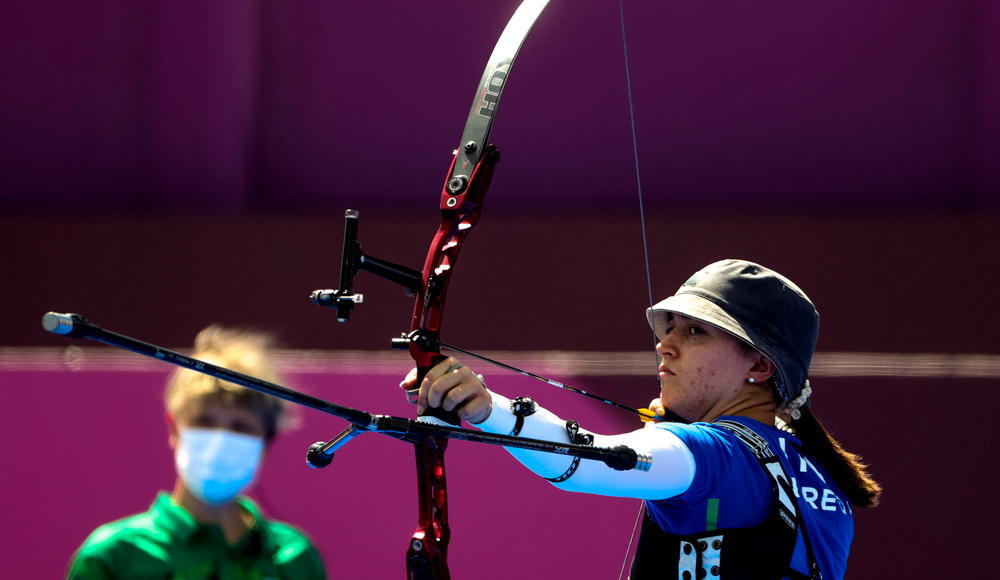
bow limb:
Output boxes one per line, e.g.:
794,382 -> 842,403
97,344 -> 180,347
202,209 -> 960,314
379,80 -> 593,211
403,2 -> 551,578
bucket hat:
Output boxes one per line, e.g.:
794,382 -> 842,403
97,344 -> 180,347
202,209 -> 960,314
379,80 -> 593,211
646,259 -> 819,404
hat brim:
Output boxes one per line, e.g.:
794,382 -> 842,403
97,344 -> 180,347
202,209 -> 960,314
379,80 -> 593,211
646,293 -> 754,346
645,293 -> 791,396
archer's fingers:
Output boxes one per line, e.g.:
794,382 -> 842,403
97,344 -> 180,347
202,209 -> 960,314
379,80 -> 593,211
400,367 -> 420,391
440,374 -> 487,412
456,387 -> 492,424
416,357 -> 468,413
425,358 -> 471,410
411,358 -> 454,411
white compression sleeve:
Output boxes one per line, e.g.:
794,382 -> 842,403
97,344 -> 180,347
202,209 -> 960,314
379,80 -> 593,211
473,391 -> 696,500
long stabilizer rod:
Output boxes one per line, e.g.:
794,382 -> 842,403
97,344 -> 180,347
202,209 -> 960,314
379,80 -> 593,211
41,312 -> 651,472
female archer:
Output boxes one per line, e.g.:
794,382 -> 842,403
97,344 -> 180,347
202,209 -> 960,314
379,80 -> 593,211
403,258 -> 881,579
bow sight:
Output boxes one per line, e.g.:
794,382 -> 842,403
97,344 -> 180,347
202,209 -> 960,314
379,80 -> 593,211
310,209 -> 423,322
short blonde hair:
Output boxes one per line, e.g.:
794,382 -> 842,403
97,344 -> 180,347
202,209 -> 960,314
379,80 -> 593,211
164,325 -> 287,441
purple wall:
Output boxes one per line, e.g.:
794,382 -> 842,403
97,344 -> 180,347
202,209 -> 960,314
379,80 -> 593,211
978,0 -> 1000,201
1,1 -> 997,212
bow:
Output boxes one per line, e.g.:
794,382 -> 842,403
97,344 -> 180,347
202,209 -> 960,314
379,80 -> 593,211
39,2 -> 664,577
312,2 -> 552,578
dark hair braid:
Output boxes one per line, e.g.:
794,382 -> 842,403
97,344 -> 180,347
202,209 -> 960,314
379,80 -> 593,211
791,408 -> 882,508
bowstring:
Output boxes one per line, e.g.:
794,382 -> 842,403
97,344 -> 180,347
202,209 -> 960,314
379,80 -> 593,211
619,1 -> 656,317
617,1 -> 656,578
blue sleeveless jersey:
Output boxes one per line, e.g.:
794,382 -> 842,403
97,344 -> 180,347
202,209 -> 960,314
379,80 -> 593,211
649,416 -> 854,579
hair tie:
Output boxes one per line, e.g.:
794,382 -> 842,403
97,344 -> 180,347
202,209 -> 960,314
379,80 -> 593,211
780,381 -> 812,421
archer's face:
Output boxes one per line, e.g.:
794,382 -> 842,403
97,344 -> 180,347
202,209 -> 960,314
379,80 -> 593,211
655,313 -> 758,422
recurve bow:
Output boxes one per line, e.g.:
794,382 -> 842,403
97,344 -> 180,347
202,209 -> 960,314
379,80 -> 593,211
313,2 -> 552,578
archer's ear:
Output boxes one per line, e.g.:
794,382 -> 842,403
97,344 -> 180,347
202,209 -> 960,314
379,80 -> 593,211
747,354 -> 777,384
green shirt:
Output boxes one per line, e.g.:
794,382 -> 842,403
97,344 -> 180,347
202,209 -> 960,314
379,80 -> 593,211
67,493 -> 326,580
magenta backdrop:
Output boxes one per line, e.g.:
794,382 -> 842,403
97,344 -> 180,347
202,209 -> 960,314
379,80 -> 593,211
3,364 -> 997,578
4,368 -> 640,579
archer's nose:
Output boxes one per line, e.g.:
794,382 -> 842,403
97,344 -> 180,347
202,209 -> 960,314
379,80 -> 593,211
656,339 -> 676,359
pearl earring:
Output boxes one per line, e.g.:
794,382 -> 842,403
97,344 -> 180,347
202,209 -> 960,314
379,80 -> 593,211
747,377 -> 756,383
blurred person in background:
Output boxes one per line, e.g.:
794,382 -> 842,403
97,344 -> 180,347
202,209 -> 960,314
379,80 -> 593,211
68,326 -> 326,579
406,259 -> 881,579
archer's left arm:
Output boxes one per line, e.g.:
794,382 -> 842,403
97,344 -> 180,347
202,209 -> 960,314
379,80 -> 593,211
408,358 -> 695,500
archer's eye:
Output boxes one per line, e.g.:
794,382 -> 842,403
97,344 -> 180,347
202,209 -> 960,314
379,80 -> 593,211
688,325 -> 705,336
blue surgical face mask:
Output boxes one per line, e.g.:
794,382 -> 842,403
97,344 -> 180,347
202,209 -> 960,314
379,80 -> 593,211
175,427 -> 264,505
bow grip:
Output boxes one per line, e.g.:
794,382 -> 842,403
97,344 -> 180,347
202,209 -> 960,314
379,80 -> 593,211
412,358 -> 461,426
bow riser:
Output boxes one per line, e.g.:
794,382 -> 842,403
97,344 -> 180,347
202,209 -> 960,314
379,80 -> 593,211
406,443 -> 451,580
408,147 -> 499,378
404,146 -> 498,580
